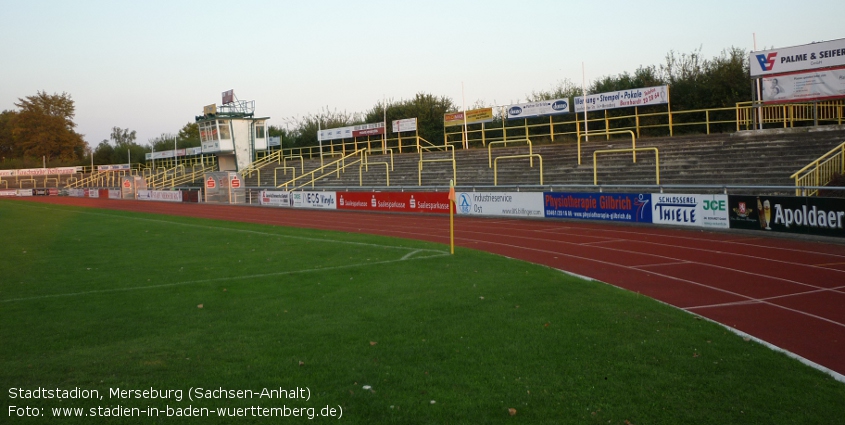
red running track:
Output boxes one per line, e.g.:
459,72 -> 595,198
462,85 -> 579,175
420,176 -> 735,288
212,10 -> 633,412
13,197 -> 845,378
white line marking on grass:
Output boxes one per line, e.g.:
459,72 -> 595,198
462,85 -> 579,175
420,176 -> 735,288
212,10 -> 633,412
16,204 -> 448,255
1,252 -> 451,303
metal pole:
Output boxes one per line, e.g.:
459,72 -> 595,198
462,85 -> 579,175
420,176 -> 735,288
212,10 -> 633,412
582,62 -> 589,141
753,33 -> 763,130
462,82 -> 468,150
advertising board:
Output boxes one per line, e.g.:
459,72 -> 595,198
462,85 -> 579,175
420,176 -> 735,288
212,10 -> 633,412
505,99 -> 570,119
260,190 -> 292,207
292,191 -> 337,209
137,190 -> 184,202
651,193 -> 729,229
749,38 -> 845,77
336,192 -> 451,214
729,195 -> 845,238
544,192 -> 652,223
762,67 -> 845,103
444,108 -> 494,127
574,86 -> 668,113
455,192 -> 543,218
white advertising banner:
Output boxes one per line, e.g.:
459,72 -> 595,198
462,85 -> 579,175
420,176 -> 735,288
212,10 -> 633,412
319,125 -> 354,141
137,190 -> 183,202
0,170 -> 16,177
762,67 -> 845,103
88,189 -> 100,198
14,167 -> 80,177
574,86 -> 668,113
392,118 -> 418,133
506,99 -> 570,119
651,193 -> 729,229
0,189 -> 16,197
260,190 -> 292,207
455,192 -> 544,218
16,189 -> 33,197
98,164 -> 131,171
68,188 -> 84,197
291,191 -> 337,209
750,38 -> 845,77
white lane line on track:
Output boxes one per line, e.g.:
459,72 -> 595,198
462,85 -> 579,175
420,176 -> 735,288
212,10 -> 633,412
445,235 -> 845,329
686,285 -> 845,310
1,252 -> 450,303
632,261 -> 692,268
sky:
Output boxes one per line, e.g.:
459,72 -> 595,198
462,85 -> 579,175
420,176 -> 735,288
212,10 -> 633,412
1,0 -> 843,149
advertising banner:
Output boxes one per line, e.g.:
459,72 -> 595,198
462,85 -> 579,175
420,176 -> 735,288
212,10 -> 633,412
574,86 -> 668,113
352,122 -> 385,137
392,118 -> 418,133
268,136 -> 281,147
750,38 -> 845,77
544,192 -> 652,223
729,195 -> 845,238
260,190 -> 292,207
34,188 -> 48,196
455,192 -> 543,218
97,164 -> 131,172
137,190 -> 183,202
0,170 -> 16,177
292,191 -> 337,209
16,189 -> 33,197
14,167 -> 80,177
336,192 -> 451,214
318,126 -> 354,141
444,108 -> 494,127
68,188 -> 84,197
0,189 -> 16,197
651,194 -> 729,229
108,190 -> 121,199
762,67 -> 845,103
506,99 -> 570,119
87,189 -> 100,198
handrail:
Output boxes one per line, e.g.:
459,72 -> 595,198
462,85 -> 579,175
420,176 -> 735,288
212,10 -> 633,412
278,148 -> 365,190
360,161 -> 389,186
274,167 -> 296,188
243,150 -> 283,178
488,139 -> 533,168
283,155 -> 305,175
168,164 -> 215,188
417,136 -> 447,153
418,144 -> 456,186
0,179 -> 7,188
593,147 -> 660,185
790,141 -> 845,196
578,130 -> 637,165
364,147 -> 394,171
494,154 -> 543,186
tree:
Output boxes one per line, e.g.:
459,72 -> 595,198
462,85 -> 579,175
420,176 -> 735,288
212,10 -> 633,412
12,91 -> 86,161
0,110 -> 18,158
177,122 -> 200,145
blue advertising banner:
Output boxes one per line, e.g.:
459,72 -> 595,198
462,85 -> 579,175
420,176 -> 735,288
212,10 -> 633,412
543,192 -> 652,223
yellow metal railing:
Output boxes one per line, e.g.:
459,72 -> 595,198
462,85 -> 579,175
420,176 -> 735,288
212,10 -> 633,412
274,167 -> 297,188
168,164 -> 215,188
494,154 -> 543,186
242,150 -> 284,180
578,130 -> 637,165
278,148 -> 366,190
418,145 -> 456,186
790,141 -> 845,196
593,147 -> 660,185
488,139 -> 533,168
439,100 -> 844,149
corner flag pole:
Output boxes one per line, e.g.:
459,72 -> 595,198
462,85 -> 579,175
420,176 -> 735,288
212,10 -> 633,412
449,179 -> 456,254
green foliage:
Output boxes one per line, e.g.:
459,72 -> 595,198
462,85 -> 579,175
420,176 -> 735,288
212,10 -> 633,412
9,91 -> 86,162
363,93 -> 457,145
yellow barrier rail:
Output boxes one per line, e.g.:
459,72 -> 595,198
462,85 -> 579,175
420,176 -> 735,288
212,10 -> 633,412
494,154 -> 543,186
274,167 -> 297,189
361,161 -> 389,186
283,155 -> 305,175
364,148 -> 394,172
488,139 -> 533,168
418,145 -> 456,186
279,148 -> 366,190
593,147 -> 660,185
169,164 -> 215,188
0,179 -> 7,188
790,141 -> 845,196
19,178 -> 37,188
578,130 -> 636,165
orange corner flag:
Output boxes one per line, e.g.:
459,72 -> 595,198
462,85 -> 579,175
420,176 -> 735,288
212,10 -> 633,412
448,186 -> 456,203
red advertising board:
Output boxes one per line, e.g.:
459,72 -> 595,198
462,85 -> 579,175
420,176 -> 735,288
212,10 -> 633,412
352,127 -> 385,137
337,192 -> 452,214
